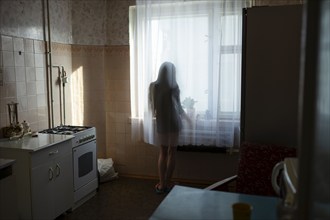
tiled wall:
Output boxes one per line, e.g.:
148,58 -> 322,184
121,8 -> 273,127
51,42 -> 73,127
0,35 -> 48,134
0,35 -> 74,136
71,44 -> 106,157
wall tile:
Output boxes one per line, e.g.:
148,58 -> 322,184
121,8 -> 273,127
34,40 -> 45,53
116,101 -> 130,113
24,53 -> 35,67
26,67 -> 36,82
37,94 -> 47,107
14,52 -> 25,67
35,67 -> 45,81
3,67 -> 15,82
24,39 -> 34,53
115,122 -> 126,133
115,80 -> 130,91
27,109 -> 38,123
18,111 -> 28,124
16,82 -> 26,97
15,67 -> 26,82
2,51 -> 14,66
115,91 -> 130,102
37,119 -> 48,131
13,37 -> 24,52
36,81 -> 45,95
37,107 -> 47,121
27,95 -> 37,109
17,96 -> 28,111
34,53 -> 44,67
4,83 -> 17,98
26,82 -> 37,95
1,36 -> 13,51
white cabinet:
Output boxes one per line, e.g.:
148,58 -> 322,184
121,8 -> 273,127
31,142 -> 73,220
0,135 -> 74,220
0,159 -> 18,220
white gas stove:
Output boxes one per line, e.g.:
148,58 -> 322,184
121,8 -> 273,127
39,125 -> 98,209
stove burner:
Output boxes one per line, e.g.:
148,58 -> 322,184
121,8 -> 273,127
39,125 -> 91,135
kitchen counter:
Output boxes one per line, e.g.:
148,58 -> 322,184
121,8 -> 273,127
0,133 -> 74,152
0,133 -> 74,219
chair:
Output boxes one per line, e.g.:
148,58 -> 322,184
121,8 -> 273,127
205,142 -> 297,197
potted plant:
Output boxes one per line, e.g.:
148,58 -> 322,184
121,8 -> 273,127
182,97 -> 197,110
182,97 -> 197,118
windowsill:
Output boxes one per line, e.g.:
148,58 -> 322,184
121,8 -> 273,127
130,116 -> 241,150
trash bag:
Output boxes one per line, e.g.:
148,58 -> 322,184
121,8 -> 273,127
97,158 -> 118,183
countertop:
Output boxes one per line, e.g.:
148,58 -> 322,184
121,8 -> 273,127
0,133 -> 74,152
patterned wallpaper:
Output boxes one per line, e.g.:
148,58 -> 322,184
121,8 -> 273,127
0,0 -> 135,46
71,0 -> 135,45
0,0 -> 44,40
106,0 -> 136,45
1,0 -> 304,46
0,0 -> 72,44
71,0 -> 107,45
49,0 -> 73,44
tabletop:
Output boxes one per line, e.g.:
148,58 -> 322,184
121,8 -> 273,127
150,185 -> 280,220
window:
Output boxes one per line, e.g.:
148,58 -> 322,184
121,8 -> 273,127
129,1 -> 249,148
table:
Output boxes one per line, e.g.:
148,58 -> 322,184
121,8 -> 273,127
150,185 -> 280,220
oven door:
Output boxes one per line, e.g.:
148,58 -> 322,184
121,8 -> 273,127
73,140 -> 97,191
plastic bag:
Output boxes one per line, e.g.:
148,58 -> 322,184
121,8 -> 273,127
97,158 -> 118,183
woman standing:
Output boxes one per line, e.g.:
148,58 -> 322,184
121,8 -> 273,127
149,62 -> 189,193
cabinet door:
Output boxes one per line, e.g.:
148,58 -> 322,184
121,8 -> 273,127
31,161 -> 55,220
53,153 -> 73,217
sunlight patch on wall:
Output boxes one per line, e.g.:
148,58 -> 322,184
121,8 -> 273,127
71,66 -> 84,125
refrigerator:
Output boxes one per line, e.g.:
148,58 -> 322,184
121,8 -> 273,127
241,5 -> 303,147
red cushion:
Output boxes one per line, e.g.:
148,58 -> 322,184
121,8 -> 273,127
236,142 -> 297,196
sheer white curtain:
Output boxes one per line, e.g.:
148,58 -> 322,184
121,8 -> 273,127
129,0 -> 251,148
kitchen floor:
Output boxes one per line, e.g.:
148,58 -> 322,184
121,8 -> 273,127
56,177 -> 205,220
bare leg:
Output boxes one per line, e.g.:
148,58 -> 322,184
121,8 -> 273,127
165,146 -> 177,188
158,145 -> 168,189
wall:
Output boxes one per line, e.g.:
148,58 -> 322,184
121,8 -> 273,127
0,0 -> 73,135
0,0 -> 303,183
0,36 -> 48,132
